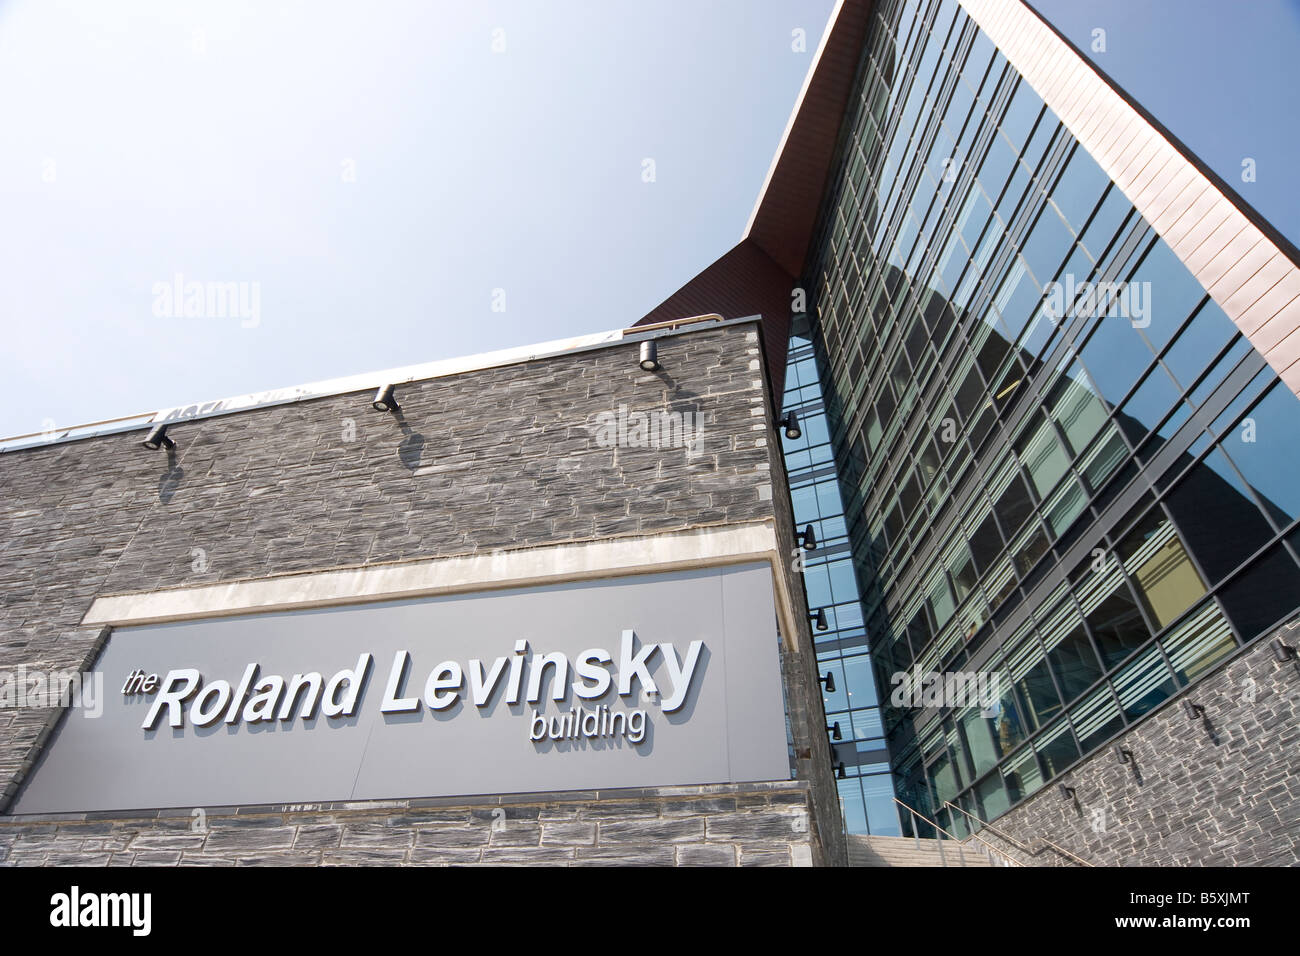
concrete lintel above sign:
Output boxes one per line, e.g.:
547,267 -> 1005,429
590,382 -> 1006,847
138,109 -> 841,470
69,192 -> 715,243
82,520 -> 789,629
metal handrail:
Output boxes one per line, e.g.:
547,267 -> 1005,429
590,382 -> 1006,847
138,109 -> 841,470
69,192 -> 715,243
891,797 -> 1023,867
626,313 -> 724,333
943,800 -> 1093,867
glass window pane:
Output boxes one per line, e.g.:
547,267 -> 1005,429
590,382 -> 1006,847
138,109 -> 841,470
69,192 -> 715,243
1086,583 -> 1152,668
1069,684 -> 1125,751
983,674 -> 1028,758
1045,621 -> 1103,703
958,707 -> 999,778
1048,362 -> 1108,456
838,778 -> 869,834
863,773 -> 902,835
968,508 -> 1004,575
1163,300 -> 1235,391
1218,545 -> 1300,642
1118,364 -> 1182,445
1033,717 -> 1079,779
1080,426 -> 1128,492
1005,629 -> 1061,729
974,772 -> 1011,822
1020,205 -> 1075,293
1051,146 -> 1110,233
993,470 -> 1035,536
1002,745 -> 1044,803
1016,414 -> 1069,497
1163,448 -> 1275,585
1161,600 -> 1237,684
929,750 -> 960,805
1045,476 -> 1088,537
1128,240 -> 1207,356
1112,645 -> 1177,720
1080,314 -> 1152,410
1118,510 -> 1207,630
1219,382 -> 1300,529
1078,185 -> 1132,263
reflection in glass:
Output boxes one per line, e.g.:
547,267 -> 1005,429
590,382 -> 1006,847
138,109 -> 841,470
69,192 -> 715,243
1034,718 -> 1079,778
1118,510 -> 1207,630
1161,601 -> 1236,684
1163,448 -> 1275,586
1220,383 -> 1300,529
1112,645 -> 1177,720
1218,545 -> 1300,642
1085,584 -> 1151,668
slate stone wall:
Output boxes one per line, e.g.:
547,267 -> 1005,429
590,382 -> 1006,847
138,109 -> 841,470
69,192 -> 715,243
965,620 -> 1300,867
0,782 -> 816,867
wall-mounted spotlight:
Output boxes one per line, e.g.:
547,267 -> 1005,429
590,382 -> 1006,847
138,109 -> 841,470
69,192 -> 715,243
141,424 -> 175,451
827,721 -> 842,741
836,762 -> 847,780
1181,698 -> 1218,744
1115,745 -> 1141,782
372,384 -> 400,413
1058,784 -> 1076,801
638,340 -> 660,372
812,608 -> 829,632
800,525 -> 818,551
818,671 -> 836,694
1272,638 -> 1300,675
779,412 -> 801,440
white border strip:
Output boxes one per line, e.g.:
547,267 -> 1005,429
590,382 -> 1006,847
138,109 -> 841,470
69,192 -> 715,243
82,522 -> 802,648
960,0 -> 1300,396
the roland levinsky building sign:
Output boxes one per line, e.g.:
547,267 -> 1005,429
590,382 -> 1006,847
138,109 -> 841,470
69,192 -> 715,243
14,564 -> 789,814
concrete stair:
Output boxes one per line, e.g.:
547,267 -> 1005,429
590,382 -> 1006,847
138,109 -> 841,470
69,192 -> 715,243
847,834 -> 998,867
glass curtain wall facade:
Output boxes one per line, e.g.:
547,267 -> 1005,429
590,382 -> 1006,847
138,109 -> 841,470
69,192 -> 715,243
782,317 -> 900,836
799,0 -> 1300,836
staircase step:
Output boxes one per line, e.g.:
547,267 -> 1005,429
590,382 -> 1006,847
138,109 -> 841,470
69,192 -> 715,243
846,834 -> 997,867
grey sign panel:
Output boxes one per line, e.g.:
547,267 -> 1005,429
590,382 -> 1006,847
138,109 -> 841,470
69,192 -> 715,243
14,563 -> 789,813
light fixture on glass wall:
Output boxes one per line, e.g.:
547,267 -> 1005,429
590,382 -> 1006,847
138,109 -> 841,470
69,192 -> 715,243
372,384 -> 400,413
827,721 -> 842,741
812,608 -> 829,631
141,424 -> 175,451
799,524 -> 817,551
638,340 -> 660,372
818,671 -> 836,694
836,762 -> 847,780
778,411 -> 801,440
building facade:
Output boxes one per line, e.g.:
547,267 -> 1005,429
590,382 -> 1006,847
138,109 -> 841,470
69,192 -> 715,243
0,319 -> 847,866
643,0 -> 1300,864
802,0 -> 1300,864
3,0 -> 1298,868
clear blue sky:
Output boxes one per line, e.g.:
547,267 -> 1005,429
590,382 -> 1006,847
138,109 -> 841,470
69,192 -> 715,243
1,0 -> 1295,439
